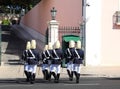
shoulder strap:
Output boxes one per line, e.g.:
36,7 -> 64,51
53,49 -> 59,59
25,50 -> 28,56
23,50 -> 27,57
43,51 -> 47,58
67,48 -> 72,56
28,49 -> 35,59
46,50 -> 50,57
75,49 -> 80,58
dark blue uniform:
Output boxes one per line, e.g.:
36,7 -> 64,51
24,48 -> 40,84
65,48 -> 76,81
49,48 -> 63,83
51,48 -> 63,64
27,49 -> 40,65
73,49 -> 84,64
73,48 -> 84,83
22,49 -> 30,82
65,48 -> 75,63
41,50 -> 51,80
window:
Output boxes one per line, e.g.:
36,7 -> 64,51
115,11 -> 120,25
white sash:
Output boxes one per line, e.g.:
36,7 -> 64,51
75,49 -> 80,59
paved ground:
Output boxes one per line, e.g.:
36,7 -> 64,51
0,78 -> 120,89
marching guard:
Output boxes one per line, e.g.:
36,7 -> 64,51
73,40 -> 84,83
47,42 -> 53,81
22,40 -> 40,84
22,41 -> 31,82
65,40 -> 76,81
49,40 -> 64,83
41,45 -> 50,80
28,39 -> 40,84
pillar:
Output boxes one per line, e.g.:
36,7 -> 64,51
48,20 -> 59,46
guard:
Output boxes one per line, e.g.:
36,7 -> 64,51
50,40 -> 63,83
22,41 -> 31,82
41,45 -> 50,80
65,40 -> 75,81
73,40 -> 84,83
47,42 -> 53,81
27,40 -> 40,84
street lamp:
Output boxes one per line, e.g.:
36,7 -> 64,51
50,7 -> 57,20
0,26 -> 1,65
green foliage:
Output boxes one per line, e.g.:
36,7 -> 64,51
0,0 -> 42,14
2,19 -> 11,25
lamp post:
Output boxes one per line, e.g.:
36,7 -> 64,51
48,7 -> 59,46
80,20 -> 86,50
0,26 -> 1,65
50,7 -> 57,20
81,0 -> 87,66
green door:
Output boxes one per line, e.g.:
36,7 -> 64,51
62,35 -> 80,51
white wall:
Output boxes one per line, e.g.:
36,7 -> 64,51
100,0 -> 120,66
86,0 -> 120,66
86,0 -> 102,66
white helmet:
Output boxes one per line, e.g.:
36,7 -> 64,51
48,42 -> 53,50
54,40 -> 61,49
76,40 -> 81,49
31,39 -> 36,49
26,41 -> 31,50
44,45 -> 48,51
69,40 -> 75,48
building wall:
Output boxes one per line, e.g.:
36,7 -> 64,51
86,0 -> 120,66
86,0 -> 102,66
21,0 -> 82,36
101,0 -> 120,66
20,0 -> 120,66
20,0 -> 82,50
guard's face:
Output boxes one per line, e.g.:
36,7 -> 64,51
69,41 -> 75,48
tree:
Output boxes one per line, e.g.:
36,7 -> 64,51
0,0 -> 42,14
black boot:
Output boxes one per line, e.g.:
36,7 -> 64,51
71,71 -> 73,81
56,74 -> 60,83
74,72 -> 80,83
67,70 -> 72,81
76,73 -> 80,83
28,72 -> 32,83
42,70 -> 46,79
29,72 -> 34,84
24,71 -> 29,82
33,73 -> 36,81
45,70 -> 49,80
51,72 -> 57,83
48,72 -> 52,81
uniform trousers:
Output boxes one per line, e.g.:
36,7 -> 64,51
24,63 -> 29,71
67,61 -> 73,72
50,64 -> 61,74
42,64 -> 49,71
73,64 -> 81,74
25,64 -> 37,74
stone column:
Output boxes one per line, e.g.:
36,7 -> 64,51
48,20 -> 59,46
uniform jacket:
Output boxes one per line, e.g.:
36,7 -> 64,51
51,48 -> 64,64
22,49 -> 40,65
41,50 -> 50,64
65,48 -> 76,63
73,49 -> 84,64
